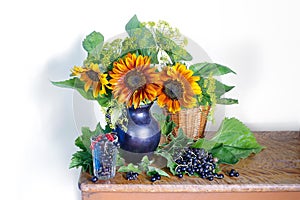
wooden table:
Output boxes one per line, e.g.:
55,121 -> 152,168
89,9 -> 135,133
79,131 -> 300,200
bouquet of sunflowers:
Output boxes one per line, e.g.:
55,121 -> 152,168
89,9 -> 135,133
53,15 -> 264,180
54,15 -> 237,134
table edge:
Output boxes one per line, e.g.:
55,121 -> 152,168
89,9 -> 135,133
79,182 -> 300,193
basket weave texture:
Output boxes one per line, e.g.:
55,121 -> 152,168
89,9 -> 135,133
163,106 -> 210,140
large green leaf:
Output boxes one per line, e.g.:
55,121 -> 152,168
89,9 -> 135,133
52,78 -> 110,107
192,118 -> 264,164
82,31 -> 104,54
210,144 -> 240,164
190,62 -> 236,77
52,77 -> 94,100
212,118 -> 262,149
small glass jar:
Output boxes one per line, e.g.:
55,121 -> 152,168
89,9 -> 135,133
90,133 -> 118,180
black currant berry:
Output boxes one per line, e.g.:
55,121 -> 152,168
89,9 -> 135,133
125,171 -> 138,180
91,176 -> 98,183
150,176 -> 157,182
229,172 -> 235,177
177,173 -> 183,178
217,174 -> 224,179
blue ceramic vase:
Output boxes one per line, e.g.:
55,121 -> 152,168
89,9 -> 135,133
116,103 -> 161,162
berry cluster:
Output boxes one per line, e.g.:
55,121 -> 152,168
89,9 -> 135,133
90,133 -> 119,150
125,171 -> 139,180
173,147 -> 224,181
91,133 -> 120,179
228,169 -> 239,177
150,173 -> 161,182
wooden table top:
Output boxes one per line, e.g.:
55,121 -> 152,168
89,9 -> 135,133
79,131 -> 300,193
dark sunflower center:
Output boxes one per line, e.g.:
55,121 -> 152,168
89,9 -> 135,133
125,70 -> 147,91
164,80 -> 184,100
86,70 -> 100,82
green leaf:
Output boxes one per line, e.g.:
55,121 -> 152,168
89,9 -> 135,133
192,138 -> 216,151
147,166 -> 170,177
52,78 -> 111,107
155,150 -> 177,175
80,123 -> 110,153
216,98 -> 239,105
210,144 -> 240,164
75,137 -> 86,151
118,163 -> 141,173
69,123 -> 108,174
82,31 -> 104,54
153,114 -> 176,137
189,63 -> 208,74
125,15 -> 143,37
192,118 -> 264,164
138,156 -> 154,171
190,62 -> 236,77
69,150 -> 93,174
51,78 -> 76,88
125,15 -> 156,52
156,31 -> 192,61
212,118 -> 262,149
214,80 -> 235,98
116,154 -> 126,167
212,118 -> 264,164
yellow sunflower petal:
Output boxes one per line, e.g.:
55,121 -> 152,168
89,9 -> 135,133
90,63 -> 100,72
92,82 -> 100,97
136,55 -> 144,67
84,80 -> 92,92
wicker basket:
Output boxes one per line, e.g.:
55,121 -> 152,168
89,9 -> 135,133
163,106 -> 210,140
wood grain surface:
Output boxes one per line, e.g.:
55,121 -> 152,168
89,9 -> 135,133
79,131 -> 300,194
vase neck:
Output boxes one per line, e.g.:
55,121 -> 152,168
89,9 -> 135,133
128,103 -> 152,125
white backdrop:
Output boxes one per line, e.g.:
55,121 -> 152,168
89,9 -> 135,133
0,0 -> 299,200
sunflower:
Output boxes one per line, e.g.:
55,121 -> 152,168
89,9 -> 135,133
109,53 -> 159,108
71,63 -> 110,98
157,63 -> 202,113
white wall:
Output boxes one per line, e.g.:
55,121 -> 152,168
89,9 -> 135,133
0,0 -> 299,200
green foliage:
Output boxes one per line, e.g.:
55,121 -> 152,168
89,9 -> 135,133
69,151 -> 93,174
147,166 -> 170,177
190,62 -> 238,107
116,154 -> 126,167
51,78 -> 111,107
190,62 -> 236,77
118,156 -> 170,177
155,129 -> 193,175
125,15 -> 143,37
118,163 -> 141,173
192,118 -> 265,164
155,31 -> 192,62
124,15 -> 157,60
153,114 -> 176,137
138,156 -> 154,171
82,31 -> 104,54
